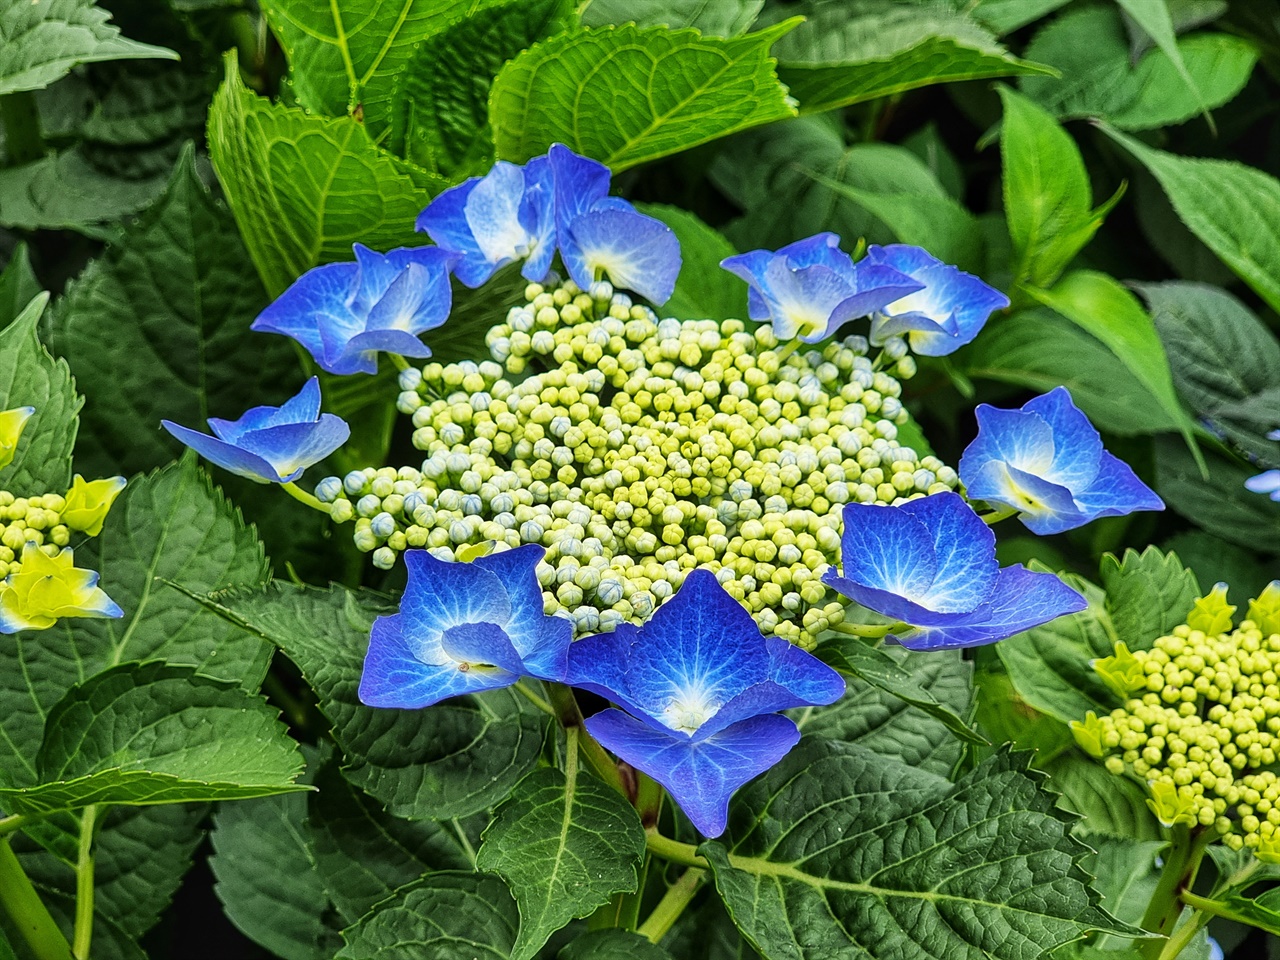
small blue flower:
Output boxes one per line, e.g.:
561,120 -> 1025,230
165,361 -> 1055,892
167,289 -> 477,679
546,144 -> 681,306
1246,470 -> 1280,502
252,244 -> 456,375
161,377 -> 349,484
565,569 -> 844,836
720,233 -> 922,343
823,492 -> 1087,650
863,244 -> 1008,356
959,387 -> 1164,534
415,159 -> 557,288
359,545 -> 572,709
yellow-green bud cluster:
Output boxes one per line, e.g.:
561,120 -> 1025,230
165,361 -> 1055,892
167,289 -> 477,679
1074,586 -> 1280,860
319,280 -> 956,645
0,491 -> 71,577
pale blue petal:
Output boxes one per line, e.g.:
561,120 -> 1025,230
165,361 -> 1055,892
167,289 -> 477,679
160,421 -> 283,483
236,415 -> 351,480
1246,470 -> 1280,500
1075,452 -> 1165,518
336,329 -> 434,374
519,155 -> 557,281
719,250 -> 778,322
966,460 -> 1085,535
465,161 -> 532,270
548,143 -> 612,238
439,622 -> 525,673
211,377 -> 324,440
415,178 -> 495,287
759,259 -> 857,342
1023,387 -> 1105,492
775,233 -> 848,272
562,206 -> 681,305
961,406 -> 1059,483
366,260 -> 453,337
864,243 -> 940,276
832,502 -> 939,606
821,570 -> 977,627
584,709 -> 800,837
897,492 -> 998,610
474,544 -> 572,680
868,309 -> 956,348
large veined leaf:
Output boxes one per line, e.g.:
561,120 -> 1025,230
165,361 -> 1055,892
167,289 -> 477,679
1154,436 -> 1280,555
490,22 -> 798,172
764,0 -> 1051,114
207,54 -> 447,297
476,767 -> 646,960
0,663 -> 305,814
970,0 -> 1073,35
581,0 -> 763,36
559,930 -> 677,960
701,739 -> 1135,960
0,292 -> 79,495
0,0 -> 175,96
1099,546 -> 1199,651
1112,0 -> 1210,124
190,582 -> 547,820
1042,755 -> 1161,843
636,204 -> 748,323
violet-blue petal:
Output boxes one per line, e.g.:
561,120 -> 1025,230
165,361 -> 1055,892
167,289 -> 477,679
1023,387 -> 1106,491
965,460 -> 1085,535
359,614 -> 517,709
160,421 -> 286,483
1074,452 -> 1165,518
439,621 -> 525,674
584,709 -> 801,837
416,179 -> 496,287
562,624 -> 649,717
548,143 -> 612,237
561,206 -> 681,305
830,501 -> 939,606
474,544 -> 572,680
251,263 -> 361,369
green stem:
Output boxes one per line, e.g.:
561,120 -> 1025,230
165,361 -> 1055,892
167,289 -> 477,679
774,340 -> 800,362
1139,825 -> 1212,960
72,806 -> 98,960
1158,902 -> 1212,960
1,91 -> 44,166
0,839 -> 73,960
636,867 -> 705,943
545,683 -> 628,797
829,621 -> 897,639
980,505 -> 1019,526
0,813 -> 34,838
645,831 -> 708,870
388,354 -> 411,372
280,481 -> 333,515
514,679 -> 556,717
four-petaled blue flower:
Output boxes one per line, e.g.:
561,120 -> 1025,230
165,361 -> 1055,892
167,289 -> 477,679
720,233 -> 922,343
565,569 -> 845,837
823,492 -> 1087,650
252,244 -> 456,375
415,159 -> 556,288
161,377 -> 350,484
959,387 -> 1164,534
864,244 -> 1009,356
359,545 -> 573,710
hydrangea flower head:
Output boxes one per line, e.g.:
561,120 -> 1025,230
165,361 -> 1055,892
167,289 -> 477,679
0,542 -> 123,633
720,233 -> 922,343
823,492 -> 1087,650
61,474 -> 127,536
565,569 -> 845,836
864,244 -> 1009,356
0,406 -> 35,471
359,544 -> 572,709
959,387 -> 1164,534
161,377 -> 349,484
252,244 -> 456,375
546,144 -> 680,306
415,159 -> 556,288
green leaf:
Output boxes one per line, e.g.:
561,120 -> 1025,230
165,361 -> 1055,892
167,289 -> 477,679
1100,547 -> 1199,651
1160,531 -> 1269,602
767,0 -> 1051,115
1026,271 -> 1199,459
192,582 -> 547,819
207,53 -> 447,298
1138,281 -> 1280,463
1042,755 -> 1160,842
702,740 -> 1136,960
0,292 -> 79,495
0,148 -> 170,234
559,930 -> 677,960
817,637 -> 984,745
54,144 -> 297,477
636,204 -> 748,322
962,309 -> 1178,436
382,0 -> 575,176
796,646 -> 974,776
0,662 -> 304,814
970,0 -> 1073,35
335,872 -> 519,959
0,0 -> 175,96
1104,125 -> 1280,317
580,0 -> 763,36
1113,0 -> 1211,126
997,573 -> 1119,724
476,767 -> 646,960
1070,835 -> 1168,949
1182,888 -> 1280,937
0,244 -> 40,328
490,22 -> 798,172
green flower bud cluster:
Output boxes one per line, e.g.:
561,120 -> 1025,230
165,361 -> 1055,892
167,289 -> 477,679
1073,585 -> 1280,859
318,279 -> 956,646
0,491 -> 71,577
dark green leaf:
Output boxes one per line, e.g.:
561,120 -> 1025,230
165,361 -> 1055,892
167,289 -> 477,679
1100,547 -> 1199,652
0,292 -> 79,495
636,204 -> 747,322
335,872 -> 519,959
207,53 -> 447,297
703,740 -> 1136,960
1068,835 -> 1168,950
1041,755 -> 1160,842
490,22 -> 798,172
0,244 -> 40,328
559,929 -> 676,960
1154,435 -> 1280,554
970,0 -> 1073,35
0,148 -> 169,234
1160,531 -> 1270,601
580,0 -> 763,36
477,767 -> 645,960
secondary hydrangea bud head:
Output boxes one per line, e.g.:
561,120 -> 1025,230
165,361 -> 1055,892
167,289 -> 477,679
564,569 -> 844,836
0,542 -> 123,633
252,244 -> 456,375
0,406 -> 35,471
61,474 -> 126,536
959,387 -> 1164,535
823,491 -> 1087,649
162,377 -> 350,484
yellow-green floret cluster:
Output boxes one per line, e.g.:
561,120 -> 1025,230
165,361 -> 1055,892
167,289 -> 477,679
317,279 -> 957,645
1074,585 -> 1280,858
0,492 -> 72,577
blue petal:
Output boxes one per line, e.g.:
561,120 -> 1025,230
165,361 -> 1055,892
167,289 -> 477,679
868,308 -> 957,348
1075,451 -> 1165,519
757,259 -> 857,342
416,178 -> 495,287
518,155 -> 557,281
561,206 -> 681,305
465,162 -> 534,271
209,377 -> 325,442
398,550 -> 512,636
160,421 -> 283,483
250,263 -> 361,369
822,570 -> 976,627
775,233 -> 848,271
585,709 -> 801,837
1023,387 -> 1105,492
474,544 -> 572,681
563,624 -> 646,714
831,502 -> 939,606
236,414 -> 351,480
351,243 -> 403,311
896,564 -> 1088,650
897,493 -> 998,608
864,243 -> 941,276
826,262 -> 924,332
966,460 -> 1085,535
548,143 -> 612,239
719,250 -> 778,323
439,621 -> 525,673
366,261 -> 453,336
337,329 -> 434,373
1246,470 -> 1280,499
961,406 -> 1058,484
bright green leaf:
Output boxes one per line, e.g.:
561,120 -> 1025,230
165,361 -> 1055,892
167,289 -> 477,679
490,22 -> 798,172
1112,0 -> 1210,126
1108,33 -> 1254,130
1155,435 -> 1280,555
0,244 -> 40,328
477,767 -> 646,960
1182,888 -> 1280,937
1100,547 -> 1199,651
636,204 -> 748,322
1042,757 -> 1161,842
580,0 -> 763,36
970,0 -> 1073,35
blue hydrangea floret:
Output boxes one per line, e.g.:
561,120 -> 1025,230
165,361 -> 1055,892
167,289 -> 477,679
864,244 -> 1009,356
1245,429 -> 1280,502
161,377 -> 349,484
720,233 -> 922,343
823,492 -> 1087,650
359,544 -> 573,709
252,244 -> 457,375
959,386 -> 1165,534
564,568 -> 845,837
